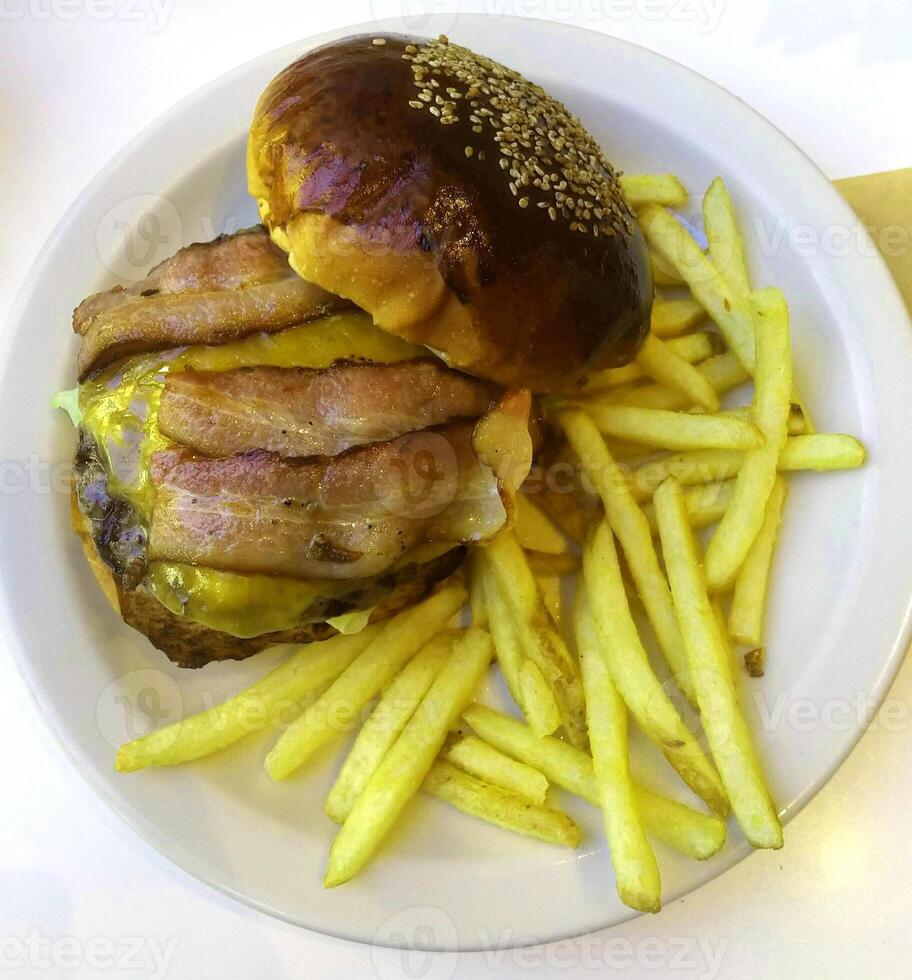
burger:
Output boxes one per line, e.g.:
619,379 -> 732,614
65,33 -> 652,668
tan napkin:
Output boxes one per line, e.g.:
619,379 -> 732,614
836,168 -> 912,311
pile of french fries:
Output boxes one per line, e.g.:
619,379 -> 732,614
116,174 -> 866,912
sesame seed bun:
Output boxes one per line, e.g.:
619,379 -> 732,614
248,33 -> 652,394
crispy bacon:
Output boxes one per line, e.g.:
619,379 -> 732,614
157,359 -> 497,458
74,226 -> 350,379
148,422 -> 510,580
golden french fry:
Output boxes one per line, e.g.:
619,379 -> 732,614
485,532 -> 587,745
265,582 -> 467,781
535,572 -> 562,626
724,404 -> 807,436
581,518 -> 728,816
575,592 -> 661,913
620,172 -> 688,209
635,334 -> 720,412
526,551 -> 580,575
711,599 -> 742,686
654,478 -> 783,849
324,628 -> 492,886
480,555 -> 559,735
639,204 -> 756,372
513,493 -> 569,555
468,551 -> 488,628
324,632 -> 455,824
704,289 -> 792,590
518,659 -> 562,735
443,734 -> 549,804
606,353 -> 750,411
628,435 -> 866,503
651,297 -> 707,338
633,784 -> 727,860
576,402 -> 763,452
557,409 -> 695,706
729,477 -> 788,646
116,627 -> 382,773
423,762 -> 580,847
650,247 -> 685,286
780,433 -> 866,469
581,333 -> 716,392
630,449 -> 744,502
703,177 -> 751,295
463,705 -> 727,860
642,480 -> 735,536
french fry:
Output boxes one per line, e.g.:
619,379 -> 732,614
443,734 -> 549,804
724,404 -> 807,436
630,449 -> 744,502
514,493 -> 569,554
642,481 -> 735,536
639,204 -> 756,372
581,333 -> 716,392
781,433 -> 866,470
635,334 -> 720,412
704,289 -> 792,590
576,402 -> 763,452
518,660 -> 562,736
468,551 -> 488,628
650,246 -> 685,286
575,593 -> 661,913
711,599 -> 742,685
423,762 -> 580,847
462,705 -> 727,860
324,632 -> 455,824
654,478 -> 783,848
526,551 -> 580,575
651,297 -> 707,338
703,177 -> 751,295
581,518 -> 729,816
265,582 -> 467,781
558,409 -> 695,706
485,532 -> 587,745
115,627 -> 382,773
605,353 -> 750,411
480,555 -> 559,735
324,628 -> 492,886
535,572 -> 563,626
620,172 -> 688,209
628,434 -> 866,502
729,478 -> 788,646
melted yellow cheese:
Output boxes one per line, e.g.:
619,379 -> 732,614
78,312 -> 429,637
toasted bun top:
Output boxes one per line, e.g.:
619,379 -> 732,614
248,33 -> 652,393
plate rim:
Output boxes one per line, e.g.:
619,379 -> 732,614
2,13 -> 911,951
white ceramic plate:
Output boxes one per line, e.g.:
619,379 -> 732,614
3,15 -> 912,952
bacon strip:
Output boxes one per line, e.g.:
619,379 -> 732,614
75,226 -> 350,379
157,360 -> 497,458
148,422 -> 510,580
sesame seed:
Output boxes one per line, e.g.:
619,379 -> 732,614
465,146 -> 474,157
409,100 -> 423,109
372,37 -> 387,45
404,35 -> 632,233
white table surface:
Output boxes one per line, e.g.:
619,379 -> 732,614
3,2 -> 911,977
